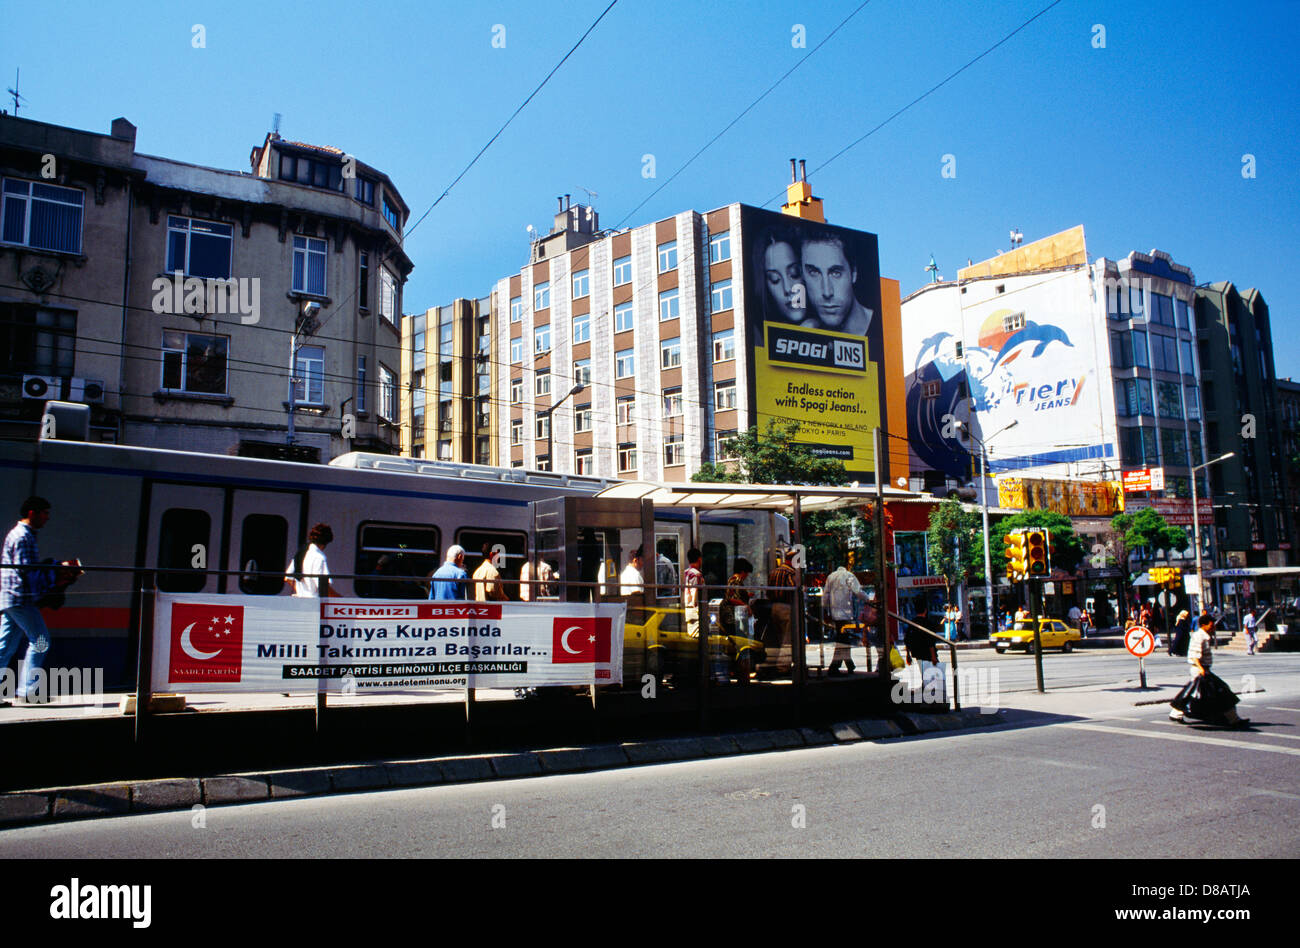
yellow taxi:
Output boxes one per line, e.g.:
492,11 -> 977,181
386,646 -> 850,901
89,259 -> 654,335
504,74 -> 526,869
624,606 -> 766,680
991,617 -> 1082,654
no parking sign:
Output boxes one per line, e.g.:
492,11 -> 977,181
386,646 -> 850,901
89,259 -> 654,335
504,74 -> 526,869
1125,625 -> 1155,658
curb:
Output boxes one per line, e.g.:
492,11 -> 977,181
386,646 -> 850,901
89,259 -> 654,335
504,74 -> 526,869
0,708 -> 998,830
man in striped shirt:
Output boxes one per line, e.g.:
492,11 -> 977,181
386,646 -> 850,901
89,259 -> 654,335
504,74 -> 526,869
0,496 -> 67,705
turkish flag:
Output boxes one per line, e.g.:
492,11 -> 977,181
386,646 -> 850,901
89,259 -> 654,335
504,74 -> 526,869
169,603 -> 245,681
552,616 -> 612,664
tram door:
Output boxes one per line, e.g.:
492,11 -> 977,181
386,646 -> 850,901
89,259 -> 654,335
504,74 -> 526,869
225,489 -> 305,596
143,483 -> 227,595
532,496 -> 654,685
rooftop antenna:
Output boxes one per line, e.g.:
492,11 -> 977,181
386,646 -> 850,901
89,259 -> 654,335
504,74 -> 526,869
578,186 -> 598,206
272,112 -> 282,136
1009,228 -> 1024,248
925,254 -> 939,283
7,68 -> 27,116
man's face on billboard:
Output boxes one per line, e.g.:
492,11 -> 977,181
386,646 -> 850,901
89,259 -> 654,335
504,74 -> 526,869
802,239 -> 857,328
764,241 -> 802,320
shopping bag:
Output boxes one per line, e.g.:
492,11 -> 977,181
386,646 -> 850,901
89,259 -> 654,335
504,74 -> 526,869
889,645 -> 905,671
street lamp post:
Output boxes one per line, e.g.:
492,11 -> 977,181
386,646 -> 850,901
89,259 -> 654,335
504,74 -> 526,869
1191,451 -> 1234,612
959,419 -> 1018,641
543,383 -> 584,473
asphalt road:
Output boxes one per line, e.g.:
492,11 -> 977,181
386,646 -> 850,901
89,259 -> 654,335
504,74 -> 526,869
3,681 -> 1297,858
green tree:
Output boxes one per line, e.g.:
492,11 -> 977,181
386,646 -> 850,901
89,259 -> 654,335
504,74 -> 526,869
995,510 -> 1085,572
926,496 -> 986,603
1111,507 -> 1189,562
692,420 -> 850,486
804,503 -> 893,575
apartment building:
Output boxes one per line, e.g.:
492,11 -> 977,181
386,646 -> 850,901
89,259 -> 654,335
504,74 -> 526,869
0,113 -> 411,459
402,296 -> 494,464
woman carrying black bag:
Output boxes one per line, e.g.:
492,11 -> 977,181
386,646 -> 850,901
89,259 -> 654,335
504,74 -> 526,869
1169,615 -> 1250,727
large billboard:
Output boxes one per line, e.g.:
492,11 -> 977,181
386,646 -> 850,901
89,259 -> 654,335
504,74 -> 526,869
741,206 -> 885,478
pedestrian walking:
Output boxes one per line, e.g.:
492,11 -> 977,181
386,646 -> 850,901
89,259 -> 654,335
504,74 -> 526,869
683,547 -> 704,638
823,562 -> 871,675
284,522 -> 338,598
1169,615 -> 1249,727
429,545 -> 468,601
719,558 -> 752,638
0,496 -> 81,705
1169,609 -> 1191,657
619,546 -> 645,597
1242,606 -> 1260,655
942,602 -> 961,642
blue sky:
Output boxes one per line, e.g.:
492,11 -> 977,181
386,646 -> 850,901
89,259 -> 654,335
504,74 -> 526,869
5,0 -> 1298,373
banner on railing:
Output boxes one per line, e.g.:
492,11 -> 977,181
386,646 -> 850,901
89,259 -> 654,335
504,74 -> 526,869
152,595 -> 626,693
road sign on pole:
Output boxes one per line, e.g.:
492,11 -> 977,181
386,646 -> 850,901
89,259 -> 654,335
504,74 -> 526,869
1126,624 -> 1154,689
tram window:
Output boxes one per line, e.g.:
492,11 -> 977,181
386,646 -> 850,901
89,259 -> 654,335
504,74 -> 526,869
702,542 -> 728,589
356,522 -> 441,599
157,508 -> 211,593
654,534 -> 680,598
238,514 -> 288,595
456,529 -> 527,600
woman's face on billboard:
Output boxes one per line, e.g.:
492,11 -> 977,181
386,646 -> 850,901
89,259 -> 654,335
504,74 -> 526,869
764,241 -> 803,321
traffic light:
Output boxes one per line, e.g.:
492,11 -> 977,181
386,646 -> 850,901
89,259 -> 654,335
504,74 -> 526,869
1026,529 -> 1049,576
1150,566 -> 1167,584
1004,531 -> 1028,580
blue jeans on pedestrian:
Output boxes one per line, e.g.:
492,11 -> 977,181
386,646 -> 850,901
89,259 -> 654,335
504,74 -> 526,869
0,605 -> 52,699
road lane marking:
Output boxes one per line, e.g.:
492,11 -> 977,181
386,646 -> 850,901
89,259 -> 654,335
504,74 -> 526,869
1245,788 -> 1300,800
1265,707 -> 1300,714
1061,722 -> 1300,756
1142,720 -> 1300,741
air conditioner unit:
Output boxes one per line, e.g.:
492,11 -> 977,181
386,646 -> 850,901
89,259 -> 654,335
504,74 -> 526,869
21,375 -> 63,400
68,377 -> 106,404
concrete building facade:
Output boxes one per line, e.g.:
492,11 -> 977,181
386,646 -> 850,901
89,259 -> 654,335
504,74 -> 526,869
1,114 -> 411,460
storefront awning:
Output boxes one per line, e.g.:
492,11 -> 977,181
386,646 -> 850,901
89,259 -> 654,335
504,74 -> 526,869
593,480 -> 921,512
1208,567 -> 1300,578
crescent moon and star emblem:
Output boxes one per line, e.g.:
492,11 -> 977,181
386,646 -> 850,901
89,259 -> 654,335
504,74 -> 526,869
179,621 -> 223,661
560,626 -> 585,655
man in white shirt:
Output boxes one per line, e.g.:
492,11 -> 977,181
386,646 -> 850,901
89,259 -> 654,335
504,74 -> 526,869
619,546 -> 645,596
823,562 -> 872,674
284,523 -> 338,598
1242,606 -> 1260,655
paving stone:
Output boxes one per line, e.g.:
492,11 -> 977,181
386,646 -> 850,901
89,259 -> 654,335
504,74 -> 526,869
696,735 -> 742,757
53,785 -> 131,819
830,722 -> 864,742
203,775 -> 270,804
535,748 -> 586,773
659,737 -> 708,760
897,713 -> 942,734
0,793 -> 51,826
622,741 -> 673,764
579,745 -> 630,770
799,727 -> 836,746
767,728 -> 806,749
330,765 -> 391,792
490,754 -> 543,778
733,731 -> 777,752
132,779 -> 201,812
267,770 -> 332,798
854,719 -> 903,740
437,756 -> 495,783
384,761 -> 445,788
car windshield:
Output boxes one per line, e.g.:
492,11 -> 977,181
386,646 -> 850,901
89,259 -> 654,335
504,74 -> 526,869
1013,620 -> 1035,630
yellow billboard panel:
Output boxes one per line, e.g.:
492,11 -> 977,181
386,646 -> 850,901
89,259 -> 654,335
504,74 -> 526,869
997,475 -> 1124,516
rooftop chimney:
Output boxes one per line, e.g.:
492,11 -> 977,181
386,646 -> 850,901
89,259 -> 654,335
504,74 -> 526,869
789,158 -> 797,183
781,158 -> 825,223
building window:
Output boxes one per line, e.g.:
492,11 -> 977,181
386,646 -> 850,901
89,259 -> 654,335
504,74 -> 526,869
616,348 -> 635,379
354,176 -> 375,206
437,439 -> 452,461
573,358 -> 591,387
382,193 -> 401,231
709,230 -> 731,263
575,449 -> 593,475
359,252 -> 370,310
1152,293 -> 1174,327
278,152 -> 343,191
0,305 -> 76,376
380,268 -> 398,324
293,345 -> 325,405
663,388 -> 683,417
510,337 -> 523,364
1186,385 -> 1201,420
166,217 -> 232,280
659,288 -> 680,322
161,331 -> 228,395
378,364 -> 395,420
1129,283 -> 1145,318
617,396 -> 635,426
356,356 -> 367,413
664,433 -> 685,467
1162,427 -> 1188,467
1156,381 -> 1183,420
618,443 -> 638,473
658,240 -> 678,273
613,255 -> 632,286
715,381 -> 736,411
536,415 -> 550,441
510,296 -> 523,322
716,429 -> 738,460
1174,297 -> 1190,330
2,179 -> 84,254
894,531 -> 929,576
1109,330 -> 1133,369
1002,312 -> 1025,333
710,279 -> 733,314
537,456 -> 551,472
476,436 -> 490,464
572,311 -> 590,344
511,420 -> 523,445
661,337 -> 681,370
614,301 -> 634,333
534,324 -> 551,354
510,378 -> 523,403
572,268 -> 590,298
922,380 -> 941,399
1132,329 -> 1149,368
712,328 -> 735,363
534,281 -> 551,310
292,235 -> 327,296
1179,340 -> 1195,377
535,370 -> 551,397
575,404 -> 592,432
1151,333 -> 1179,373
